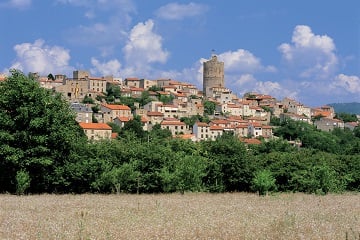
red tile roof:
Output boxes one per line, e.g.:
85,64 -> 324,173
102,104 -> 131,111
111,133 -> 118,139
175,134 -> 194,140
79,122 -> 112,130
242,138 -> 262,145
210,125 -> 224,131
196,122 -> 209,127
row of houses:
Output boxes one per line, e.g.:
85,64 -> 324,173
7,70 -> 357,142
79,109 -> 274,142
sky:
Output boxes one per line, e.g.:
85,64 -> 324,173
0,0 -> 359,107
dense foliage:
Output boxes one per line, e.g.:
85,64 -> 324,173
0,70 -> 359,194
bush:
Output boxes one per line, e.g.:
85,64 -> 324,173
252,169 -> 276,196
16,170 -> 30,195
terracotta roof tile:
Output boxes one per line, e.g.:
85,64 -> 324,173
210,126 -> 224,130
79,122 -> 112,130
242,138 -> 262,145
196,122 -> 209,127
102,104 -> 131,110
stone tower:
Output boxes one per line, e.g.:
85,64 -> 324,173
203,55 -> 224,97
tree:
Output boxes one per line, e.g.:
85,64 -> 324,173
47,73 -> 55,81
0,69 -> 86,193
252,169 -> 276,196
335,112 -> 358,123
15,170 -> 31,195
203,100 -> 216,115
120,115 -> 145,139
82,95 -> 94,104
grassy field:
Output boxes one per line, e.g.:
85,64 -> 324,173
0,192 -> 359,240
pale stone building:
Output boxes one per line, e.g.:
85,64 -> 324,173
79,122 -> 112,140
203,55 -> 225,97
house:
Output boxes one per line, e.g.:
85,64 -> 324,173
129,87 -> 144,98
209,125 -> 224,140
311,106 -> 335,119
101,104 -> 132,123
139,78 -> 157,89
217,103 -> 242,117
88,77 -> 107,94
262,125 -> 273,138
235,124 -> 249,138
160,120 -> 188,135
38,77 -> 63,90
70,102 -> 93,123
345,122 -> 359,131
79,122 -> 112,140
280,113 -> 311,124
193,122 -> 210,141
210,119 -> 232,129
314,117 -> 344,132
248,122 -> 263,138
55,78 -> 88,102
156,104 -> 179,118
124,77 -> 141,88
146,111 -> 164,127
241,138 -> 262,145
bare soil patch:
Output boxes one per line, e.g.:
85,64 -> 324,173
1,192 -> 359,239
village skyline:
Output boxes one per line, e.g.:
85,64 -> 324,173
1,1 -> 359,106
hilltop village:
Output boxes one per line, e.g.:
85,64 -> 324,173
7,55 -> 359,143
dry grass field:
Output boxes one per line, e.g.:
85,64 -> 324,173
0,192 -> 359,240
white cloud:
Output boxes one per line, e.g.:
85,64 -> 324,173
254,81 -> 297,100
10,39 -> 73,75
122,19 -> 169,75
90,57 -> 121,76
278,25 -> 338,79
331,74 -> 360,94
217,49 -> 276,73
234,74 -> 257,86
155,2 -> 208,20
0,0 -> 31,9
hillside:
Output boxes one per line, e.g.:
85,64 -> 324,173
327,102 -> 360,115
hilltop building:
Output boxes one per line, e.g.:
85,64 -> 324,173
203,55 -> 225,97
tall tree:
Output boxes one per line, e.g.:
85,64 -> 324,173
0,70 -> 86,193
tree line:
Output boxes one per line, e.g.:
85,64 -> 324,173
0,70 -> 359,195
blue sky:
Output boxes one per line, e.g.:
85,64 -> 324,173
0,0 -> 359,106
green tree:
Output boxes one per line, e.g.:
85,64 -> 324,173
252,169 -> 276,196
82,95 -> 94,104
120,115 -> 145,139
335,112 -> 358,122
15,170 -> 31,195
148,85 -> 162,92
47,73 -> 55,81
106,84 -> 121,99
203,100 -> 216,115
159,94 -> 174,104
0,69 -> 86,193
